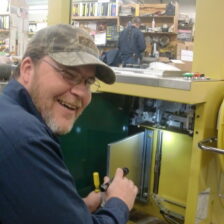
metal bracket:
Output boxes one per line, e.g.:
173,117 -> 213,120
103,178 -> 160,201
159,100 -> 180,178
198,137 -> 224,154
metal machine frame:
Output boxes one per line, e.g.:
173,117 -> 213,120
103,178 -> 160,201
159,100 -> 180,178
95,74 -> 224,224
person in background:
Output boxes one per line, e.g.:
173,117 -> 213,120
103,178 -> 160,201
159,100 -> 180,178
0,24 -> 138,224
118,17 -> 146,67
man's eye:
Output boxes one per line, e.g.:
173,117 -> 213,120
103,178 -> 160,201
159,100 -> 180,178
62,71 -> 78,81
86,77 -> 96,85
61,71 -> 69,78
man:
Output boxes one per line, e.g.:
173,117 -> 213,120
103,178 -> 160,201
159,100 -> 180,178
0,24 -> 138,224
118,17 -> 146,66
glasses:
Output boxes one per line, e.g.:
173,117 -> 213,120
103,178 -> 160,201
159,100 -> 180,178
41,59 -> 100,90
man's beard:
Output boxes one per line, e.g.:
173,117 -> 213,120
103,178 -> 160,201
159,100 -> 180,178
29,77 -> 75,135
41,108 -> 74,135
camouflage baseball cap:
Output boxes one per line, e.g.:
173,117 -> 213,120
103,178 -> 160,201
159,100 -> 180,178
27,24 -> 116,84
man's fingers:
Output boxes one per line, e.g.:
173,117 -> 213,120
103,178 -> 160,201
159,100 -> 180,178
103,176 -> 110,183
113,168 -> 124,180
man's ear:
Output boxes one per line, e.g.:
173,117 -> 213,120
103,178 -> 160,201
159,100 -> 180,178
18,57 -> 34,85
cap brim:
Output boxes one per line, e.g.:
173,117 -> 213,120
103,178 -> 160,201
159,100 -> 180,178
49,51 -> 116,84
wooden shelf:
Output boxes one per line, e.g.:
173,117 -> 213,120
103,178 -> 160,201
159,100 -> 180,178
143,32 -> 177,35
119,15 -> 174,18
72,16 -> 118,21
140,15 -> 175,18
0,29 -> 9,33
70,2 -> 179,57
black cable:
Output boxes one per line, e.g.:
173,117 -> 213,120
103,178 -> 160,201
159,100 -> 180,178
161,212 -> 184,224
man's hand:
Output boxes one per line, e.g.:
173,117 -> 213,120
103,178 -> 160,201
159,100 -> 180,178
83,191 -> 102,212
104,168 -> 138,210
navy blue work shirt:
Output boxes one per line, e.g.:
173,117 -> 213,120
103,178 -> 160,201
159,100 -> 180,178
118,25 -> 146,64
0,80 -> 129,224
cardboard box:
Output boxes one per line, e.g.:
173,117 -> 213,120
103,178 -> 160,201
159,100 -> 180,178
176,41 -> 194,60
139,4 -> 166,16
170,60 -> 192,72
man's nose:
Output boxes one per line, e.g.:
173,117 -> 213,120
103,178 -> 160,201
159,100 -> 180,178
69,81 -> 89,95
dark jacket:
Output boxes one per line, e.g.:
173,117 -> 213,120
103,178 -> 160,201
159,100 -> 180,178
101,48 -> 121,66
0,80 -> 129,224
118,25 -> 146,60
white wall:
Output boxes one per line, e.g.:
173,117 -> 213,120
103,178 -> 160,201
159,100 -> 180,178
27,0 -> 48,21
178,0 -> 196,20
26,0 -> 48,6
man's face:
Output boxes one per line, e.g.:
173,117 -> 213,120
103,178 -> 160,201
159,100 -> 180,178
26,56 -> 95,135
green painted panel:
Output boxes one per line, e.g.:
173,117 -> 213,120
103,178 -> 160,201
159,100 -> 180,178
60,93 -> 129,196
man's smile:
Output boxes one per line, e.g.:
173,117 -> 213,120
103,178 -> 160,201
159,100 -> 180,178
57,98 -> 81,111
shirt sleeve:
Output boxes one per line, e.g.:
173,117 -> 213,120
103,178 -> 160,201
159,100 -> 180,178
93,198 -> 129,224
137,31 -> 146,53
0,123 -> 129,224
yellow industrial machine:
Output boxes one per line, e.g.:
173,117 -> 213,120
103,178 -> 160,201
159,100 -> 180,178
96,69 -> 224,224
1,63 -> 223,224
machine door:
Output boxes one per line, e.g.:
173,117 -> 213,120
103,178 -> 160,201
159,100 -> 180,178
107,130 -> 153,201
153,130 -> 192,218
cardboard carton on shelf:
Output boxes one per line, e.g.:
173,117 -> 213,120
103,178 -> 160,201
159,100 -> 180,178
176,41 -> 193,61
170,59 -> 192,72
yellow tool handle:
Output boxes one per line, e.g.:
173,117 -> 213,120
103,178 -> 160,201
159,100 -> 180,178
93,172 -> 100,192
